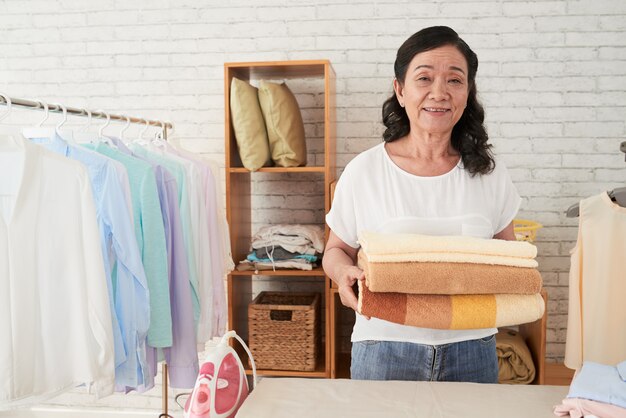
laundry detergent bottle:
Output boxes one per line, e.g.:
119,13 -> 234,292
183,330 -> 257,418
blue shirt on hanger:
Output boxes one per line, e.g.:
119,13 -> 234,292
28,134 -> 151,389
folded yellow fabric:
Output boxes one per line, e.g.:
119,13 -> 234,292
358,231 -> 538,267
357,282 -> 545,330
358,251 -> 543,295
496,328 -> 536,384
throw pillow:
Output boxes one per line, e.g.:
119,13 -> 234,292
230,77 -> 272,171
258,80 -> 307,167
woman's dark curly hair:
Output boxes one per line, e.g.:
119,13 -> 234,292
382,26 -> 494,176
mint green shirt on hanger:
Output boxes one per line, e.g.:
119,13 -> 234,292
129,144 -> 201,331
87,143 -> 173,348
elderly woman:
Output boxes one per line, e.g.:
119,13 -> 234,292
323,26 -> 520,382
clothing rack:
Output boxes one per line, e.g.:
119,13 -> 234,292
1,93 -> 174,417
0,94 -> 172,135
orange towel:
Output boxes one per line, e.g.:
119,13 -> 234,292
358,251 -> 543,295
357,282 -> 545,330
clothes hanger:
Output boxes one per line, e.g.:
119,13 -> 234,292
0,93 -> 11,123
96,110 -> 115,147
119,115 -> 131,141
134,118 -> 150,146
151,120 -> 167,148
608,187 -> 626,207
22,99 -> 54,138
567,142 -> 626,216
53,103 -> 75,144
73,108 -> 96,143
0,94 -> 21,145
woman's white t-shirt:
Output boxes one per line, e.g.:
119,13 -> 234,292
325,142 -> 522,345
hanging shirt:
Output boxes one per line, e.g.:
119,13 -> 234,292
0,136 -> 114,408
28,134 -> 151,389
142,143 -> 219,343
129,144 -> 204,338
565,192 -> 626,370
167,142 -> 235,337
109,137 -> 199,389
87,143 -> 172,349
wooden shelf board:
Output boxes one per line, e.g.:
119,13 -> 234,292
225,60 -> 329,79
231,266 -> 326,277
229,166 -> 325,173
234,342 -> 328,378
544,363 -> 575,386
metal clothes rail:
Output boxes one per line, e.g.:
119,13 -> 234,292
0,94 -> 172,134
1,93 -> 174,417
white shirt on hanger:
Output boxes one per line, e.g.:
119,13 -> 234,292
0,136 -> 114,408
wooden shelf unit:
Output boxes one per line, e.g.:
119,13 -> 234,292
224,60 -> 336,378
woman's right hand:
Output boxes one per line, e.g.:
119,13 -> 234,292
322,230 -> 370,319
336,265 -> 369,319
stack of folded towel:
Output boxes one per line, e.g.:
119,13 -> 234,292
356,231 -> 545,329
236,224 -> 325,271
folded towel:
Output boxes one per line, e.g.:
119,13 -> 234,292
496,328 -> 536,384
358,251 -> 543,295
357,282 -> 545,330
358,231 -> 538,268
251,224 -> 325,253
361,250 -> 538,268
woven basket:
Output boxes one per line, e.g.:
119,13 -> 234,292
513,218 -> 543,243
248,292 -> 320,371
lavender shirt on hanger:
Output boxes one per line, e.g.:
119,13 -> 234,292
111,137 -> 199,389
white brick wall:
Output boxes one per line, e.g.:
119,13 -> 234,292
1,0 -> 626,412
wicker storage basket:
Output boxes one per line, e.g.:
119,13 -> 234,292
248,291 -> 320,371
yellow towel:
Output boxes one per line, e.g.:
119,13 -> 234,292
358,231 -> 538,268
496,328 -> 536,384
357,282 -> 545,330
358,251 -> 543,294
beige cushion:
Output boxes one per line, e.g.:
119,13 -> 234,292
258,80 -> 307,167
230,77 -> 272,171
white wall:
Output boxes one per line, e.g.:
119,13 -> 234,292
2,0 -> 626,413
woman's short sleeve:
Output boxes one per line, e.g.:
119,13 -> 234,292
325,165 -> 360,248
493,161 -> 522,235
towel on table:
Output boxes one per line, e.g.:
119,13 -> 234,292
496,328 -> 536,384
357,281 -> 545,330
358,251 -> 542,295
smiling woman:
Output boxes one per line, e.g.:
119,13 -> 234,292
323,26 -> 522,383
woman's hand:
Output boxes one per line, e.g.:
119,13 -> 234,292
323,230 -> 370,319
336,265 -> 368,318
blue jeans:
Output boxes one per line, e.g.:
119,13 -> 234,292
350,335 -> 498,383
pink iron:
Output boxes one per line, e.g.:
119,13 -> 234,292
181,331 -> 256,418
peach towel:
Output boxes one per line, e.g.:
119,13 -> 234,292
358,251 -> 542,295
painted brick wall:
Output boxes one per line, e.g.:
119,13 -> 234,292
2,0 -> 626,413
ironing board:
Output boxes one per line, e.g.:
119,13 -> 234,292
236,378 -> 568,418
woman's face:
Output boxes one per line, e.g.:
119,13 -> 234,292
394,45 -> 469,138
